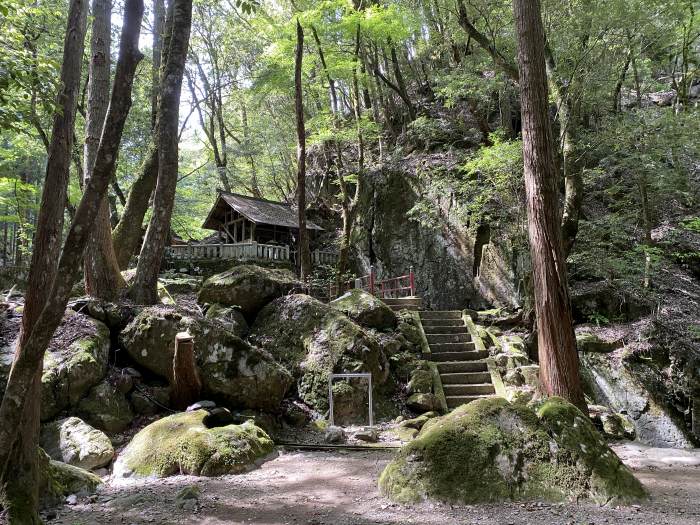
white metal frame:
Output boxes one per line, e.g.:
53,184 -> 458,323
328,372 -> 373,427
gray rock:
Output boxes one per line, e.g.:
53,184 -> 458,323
78,381 -> 134,433
187,400 -> 216,412
407,369 -> 433,394
249,294 -> 388,414
324,426 -> 347,444
198,265 -> 301,318
406,393 -> 441,413
129,386 -> 170,416
0,310 -> 110,422
119,306 -> 292,412
40,417 -> 114,470
581,352 -> 693,448
354,428 -> 379,443
204,303 -> 249,337
330,289 -> 397,330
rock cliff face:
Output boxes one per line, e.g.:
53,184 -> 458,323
353,156 -> 526,310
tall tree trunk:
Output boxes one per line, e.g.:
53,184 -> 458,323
512,0 -> 586,412
294,19 -> 311,280
128,0 -> 193,304
83,0 -> 127,299
112,0 -> 165,269
0,2 -> 88,522
0,1 -> 144,521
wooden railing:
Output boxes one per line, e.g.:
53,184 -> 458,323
165,242 -> 290,262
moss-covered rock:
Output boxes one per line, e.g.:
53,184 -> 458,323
406,393 -> 441,413
407,369 -> 433,395
40,417 -> 114,470
330,289 -> 397,330
379,397 -> 646,505
0,309 -> 110,422
119,306 -> 292,412
36,448 -> 102,508
249,294 -> 389,413
112,410 -> 274,478
204,303 -> 249,337
576,332 -> 621,353
198,265 -> 301,318
77,381 -> 134,433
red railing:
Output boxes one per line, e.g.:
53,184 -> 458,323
358,266 -> 416,299
302,266 -> 416,301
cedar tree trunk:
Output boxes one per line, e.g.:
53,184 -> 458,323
512,0 -> 586,412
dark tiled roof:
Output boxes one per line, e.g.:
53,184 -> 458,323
202,191 -> 323,231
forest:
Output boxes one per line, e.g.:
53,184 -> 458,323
0,0 -> 698,524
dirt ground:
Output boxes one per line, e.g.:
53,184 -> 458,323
45,443 -> 700,525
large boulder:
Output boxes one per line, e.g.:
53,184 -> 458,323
204,303 -> 248,337
40,417 -> 114,470
119,306 -> 292,412
0,309 -> 110,421
330,289 -> 397,330
35,448 -> 102,508
78,381 -> 134,433
197,265 -> 301,318
113,410 -> 274,478
379,397 -> 646,505
249,294 -> 389,412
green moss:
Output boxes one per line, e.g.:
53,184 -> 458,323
379,397 -> 647,505
115,410 -> 274,478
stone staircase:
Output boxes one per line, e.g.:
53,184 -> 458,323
419,311 -> 495,410
383,297 -> 422,312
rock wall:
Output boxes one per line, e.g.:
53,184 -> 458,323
353,157 -> 526,310
581,352 -> 694,448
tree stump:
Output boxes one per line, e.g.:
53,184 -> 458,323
170,332 -> 202,410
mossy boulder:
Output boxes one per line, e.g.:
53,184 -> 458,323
36,448 -> 102,508
112,410 -> 274,478
0,309 -> 110,421
407,369 -> 433,395
249,294 -> 389,412
204,303 -> 249,337
198,265 -> 301,318
379,397 -> 646,505
120,306 -> 292,412
576,332 -> 621,353
77,381 -> 134,433
330,289 -> 397,330
40,417 -> 114,470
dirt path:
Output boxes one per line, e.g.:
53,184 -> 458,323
47,444 -> 700,525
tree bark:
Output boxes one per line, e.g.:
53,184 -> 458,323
294,19 -> 311,280
112,0 -> 166,269
83,0 -> 127,299
0,1 -> 143,521
0,2 -> 88,522
512,0 -> 586,413
128,0 -> 193,304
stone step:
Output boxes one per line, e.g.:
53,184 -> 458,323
382,297 -> 422,306
440,372 -> 492,385
443,383 -> 496,396
436,361 -> 488,374
429,342 -> 476,353
426,333 -> 471,344
389,304 -> 420,312
423,325 -> 469,335
420,319 -> 464,328
419,310 -> 462,320
446,395 -> 494,409
429,350 -> 488,362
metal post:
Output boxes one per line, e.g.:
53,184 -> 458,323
369,265 -> 375,296
409,265 -> 415,297
328,377 -> 334,426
